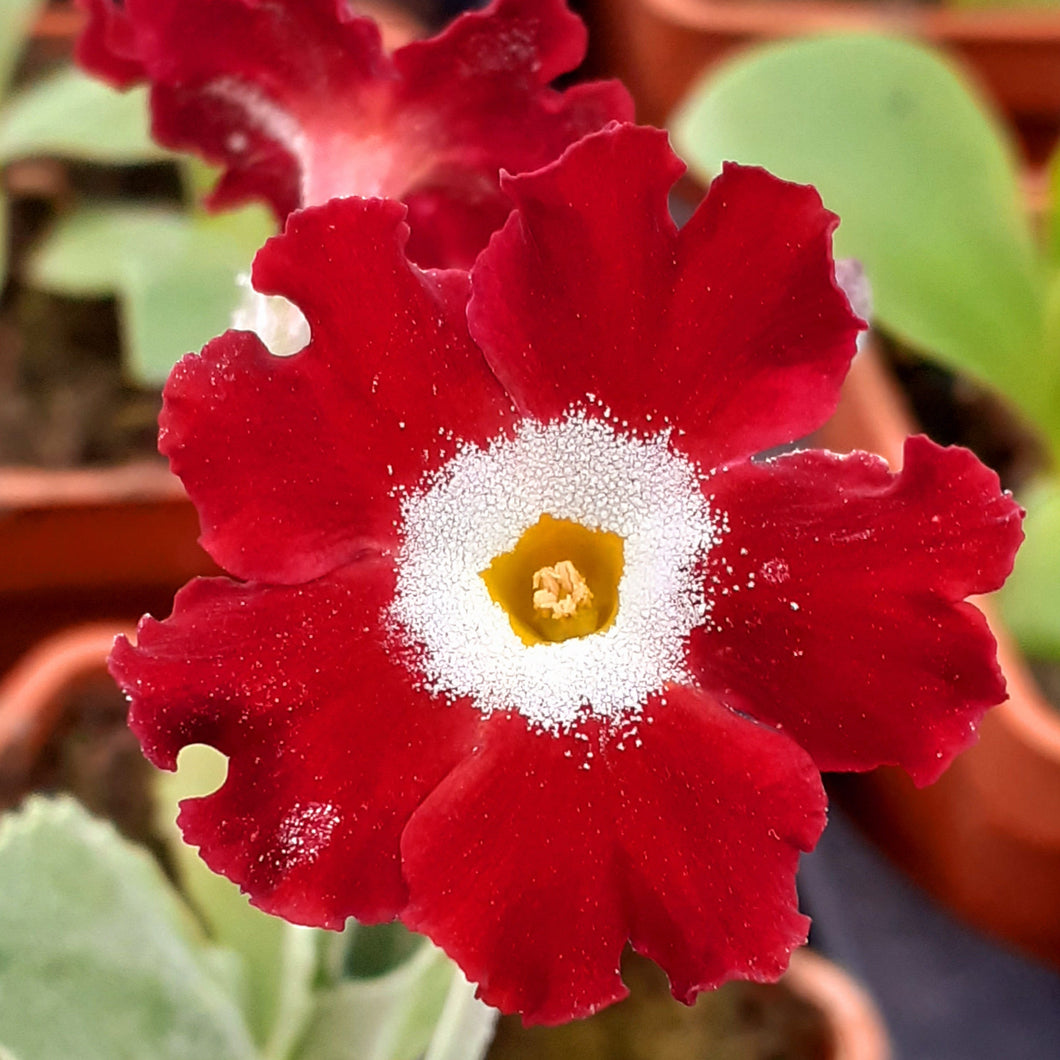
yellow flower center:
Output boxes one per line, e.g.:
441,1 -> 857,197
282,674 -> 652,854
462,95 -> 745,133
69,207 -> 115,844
480,513 -> 624,645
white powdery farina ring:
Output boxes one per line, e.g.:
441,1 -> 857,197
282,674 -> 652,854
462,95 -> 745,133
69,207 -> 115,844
390,412 -> 727,731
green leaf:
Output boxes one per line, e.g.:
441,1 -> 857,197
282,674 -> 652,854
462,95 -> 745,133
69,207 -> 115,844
671,34 -> 1054,445
0,68 -> 166,165
0,0 -> 44,92
27,202 -> 273,384
422,974 -> 497,1060
1032,268 -> 1060,466
1046,140 -> 1060,270
999,476 -> 1060,659
294,942 -> 483,1060
25,205 -> 167,294
341,920 -> 426,979
0,796 -> 260,1060
183,155 -> 227,206
0,0 -> 45,282
157,746 -> 320,1060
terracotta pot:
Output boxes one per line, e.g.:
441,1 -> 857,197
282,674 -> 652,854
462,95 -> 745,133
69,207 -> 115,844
817,342 -> 1060,971
32,2 -> 83,40
785,949 -> 890,1060
0,619 -> 176,856
24,1 -> 85,70
0,622 -> 128,799
585,0 -> 1060,160
0,463 -> 216,675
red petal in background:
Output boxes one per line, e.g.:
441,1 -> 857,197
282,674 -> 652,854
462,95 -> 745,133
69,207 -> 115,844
110,557 -> 482,927
163,197 -> 514,584
469,124 -> 862,464
76,0 -> 145,86
691,436 -> 1024,785
76,0 -> 632,268
401,688 -> 825,1024
387,0 -> 632,266
79,0 -> 386,218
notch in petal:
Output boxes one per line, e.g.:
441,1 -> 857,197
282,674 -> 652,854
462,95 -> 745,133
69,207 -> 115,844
470,123 -> 863,463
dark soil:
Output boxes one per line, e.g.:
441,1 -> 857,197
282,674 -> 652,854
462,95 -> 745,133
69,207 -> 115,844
0,281 -> 163,467
487,951 -> 833,1060
2,17 -> 168,468
0,156 -> 183,468
1029,658 -> 1060,710
880,334 -> 1048,495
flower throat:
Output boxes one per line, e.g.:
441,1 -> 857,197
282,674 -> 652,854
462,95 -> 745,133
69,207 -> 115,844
481,514 -> 623,645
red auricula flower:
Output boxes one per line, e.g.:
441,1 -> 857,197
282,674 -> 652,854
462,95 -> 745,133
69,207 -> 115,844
76,0 -> 632,268
110,124 -> 1022,1024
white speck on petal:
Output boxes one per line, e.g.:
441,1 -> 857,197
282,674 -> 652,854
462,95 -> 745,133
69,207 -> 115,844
760,558 -> 790,585
273,801 -> 340,872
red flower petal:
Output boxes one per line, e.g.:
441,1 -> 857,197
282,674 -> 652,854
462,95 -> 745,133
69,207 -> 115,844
468,124 -> 863,465
76,0 -> 632,269
163,196 -> 515,584
110,557 -> 483,927
403,186 -> 513,280
386,1 -> 632,267
401,687 -> 825,1024
75,0 -> 145,86
691,436 -> 1024,785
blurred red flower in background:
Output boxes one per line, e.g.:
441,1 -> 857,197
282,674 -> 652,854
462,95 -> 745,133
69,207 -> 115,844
76,0 -> 632,268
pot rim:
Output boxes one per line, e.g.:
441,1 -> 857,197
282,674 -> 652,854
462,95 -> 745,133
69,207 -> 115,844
786,948 -> 891,1060
638,0 -> 1060,41
0,622 -> 131,783
0,460 -> 182,510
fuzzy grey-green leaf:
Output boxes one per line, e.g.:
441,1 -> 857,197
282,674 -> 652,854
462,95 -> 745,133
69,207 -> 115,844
156,745 -> 320,1059
0,796 -> 260,1060
294,942 -> 485,1060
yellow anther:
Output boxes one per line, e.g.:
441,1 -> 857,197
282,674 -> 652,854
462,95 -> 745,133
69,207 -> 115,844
532,560 -> 594,619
